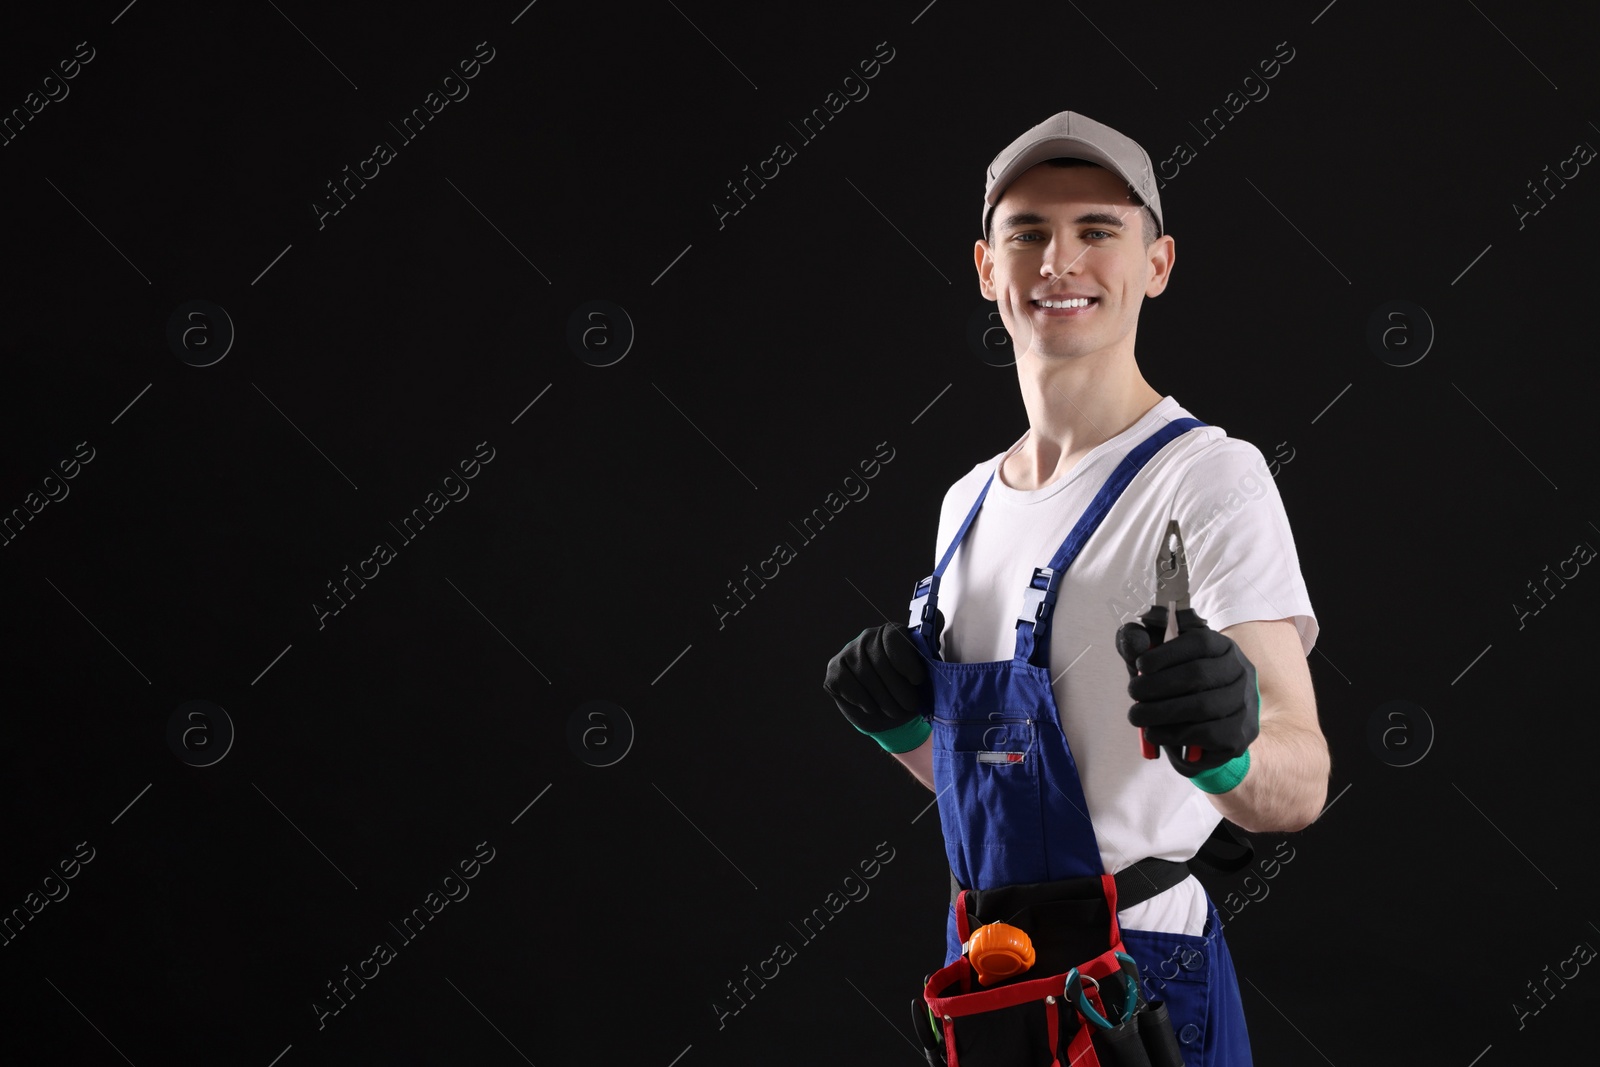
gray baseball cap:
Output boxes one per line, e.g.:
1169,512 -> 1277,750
982,111 -> 1163,241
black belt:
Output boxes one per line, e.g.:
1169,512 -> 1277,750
947,821 -> 1255,911
945,858 -> 1195,977
949,856 -> 1191,913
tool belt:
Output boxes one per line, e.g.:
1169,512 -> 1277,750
914,819 -> 1253,1065
914,862 -> 1188,1067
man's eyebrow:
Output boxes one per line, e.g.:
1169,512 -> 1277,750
997,210 -> 1128,233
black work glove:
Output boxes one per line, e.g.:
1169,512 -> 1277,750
823,611 -> 943,753
1115,606 -> 1260,784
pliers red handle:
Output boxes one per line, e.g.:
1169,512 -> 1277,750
1137,676 -> 1205,760
1135,607 -> 1204,763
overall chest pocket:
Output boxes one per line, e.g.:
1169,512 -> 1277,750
933,714 -> 1037,756
932,716 -> 1045,878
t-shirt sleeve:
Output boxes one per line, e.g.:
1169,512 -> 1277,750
1171,438 -> 1318,656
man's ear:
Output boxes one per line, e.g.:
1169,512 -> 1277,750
1145,234 -> 1175,298
974,240 -> 996,299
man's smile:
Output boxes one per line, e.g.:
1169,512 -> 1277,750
1030,295 -> 1100,317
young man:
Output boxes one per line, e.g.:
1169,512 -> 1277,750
824,111 -> 1328,1065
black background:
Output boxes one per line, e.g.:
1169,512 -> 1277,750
3,1 -> 1598,1064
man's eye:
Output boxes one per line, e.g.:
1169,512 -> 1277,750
1013,230 -> 1112,242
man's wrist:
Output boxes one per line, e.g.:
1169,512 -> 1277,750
1190,750 -> 1250,794
1188,671 -> 1260,794
854,715 -> 931,754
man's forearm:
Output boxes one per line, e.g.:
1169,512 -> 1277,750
891,733 -> 936,792
1202,714 -> 1330,833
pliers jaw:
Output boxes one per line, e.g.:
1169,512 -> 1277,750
1155,519 -> 1189,612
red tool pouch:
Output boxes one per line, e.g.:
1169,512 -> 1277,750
916,874 -> 1185,1067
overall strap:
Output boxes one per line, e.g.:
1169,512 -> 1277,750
906,473 -> 995,649
1013,418 -> 1207,668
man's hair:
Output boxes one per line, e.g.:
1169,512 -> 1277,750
986,157 -> 1160,249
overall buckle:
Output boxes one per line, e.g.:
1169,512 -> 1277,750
1015,566 -> 1057,631
908,574 -> 937,631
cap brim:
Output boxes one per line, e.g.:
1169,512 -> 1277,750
984,136 -> 1153,238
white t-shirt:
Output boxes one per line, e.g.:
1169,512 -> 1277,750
930,396 -> 1318,936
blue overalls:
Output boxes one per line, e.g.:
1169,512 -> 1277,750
909,418 -> 1253,1067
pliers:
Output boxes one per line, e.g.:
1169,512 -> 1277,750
1137,519 -> 1203,765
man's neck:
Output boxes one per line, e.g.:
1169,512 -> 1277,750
1005,360 -> 1163,491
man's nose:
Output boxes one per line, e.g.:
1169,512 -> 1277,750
1040,236 -> 1089,277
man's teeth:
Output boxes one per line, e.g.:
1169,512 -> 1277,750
1038,298 -> 1092,308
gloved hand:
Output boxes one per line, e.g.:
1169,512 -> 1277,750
1115,606 -> 1260,793
823,611 -> 943,754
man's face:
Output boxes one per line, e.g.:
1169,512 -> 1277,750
975,162 -> 1174,366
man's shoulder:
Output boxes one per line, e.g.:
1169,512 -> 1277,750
1160,411 -> 1271,480
1171,434 -> 1270,482
931,450 -> 1007,548
948,453 -> 1004,494
945,451 -> 1011,505
940,438 -> 1017,503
